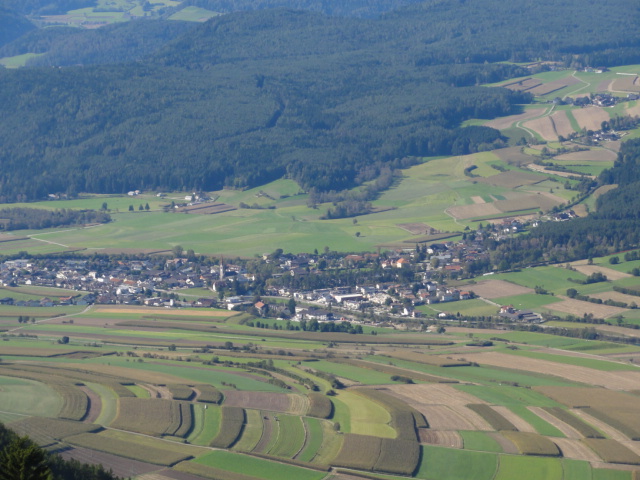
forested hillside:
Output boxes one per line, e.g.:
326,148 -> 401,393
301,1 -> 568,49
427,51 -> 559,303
0,8 -> 35,47
0,0 -> 638,201
492,140 -> 640,268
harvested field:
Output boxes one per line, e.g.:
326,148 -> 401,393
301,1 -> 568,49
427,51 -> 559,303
572,107 -> 611,132
494,193 -> 561,213
527,163 -> 593,179
492,406 -> 537,433
396,223 -> 435,235
470,280 -> 534,299
528,76 -> 580,96
222,391 -> 292,413
8,417 -> 101,443
417,405 -> 481,431
549,111 -> 576,138
523,116 -> 558,141
501,78 -> 542,91
584,407 -> 640,441
555,149 -> 617,162
477,170 -> 545,188
612,76 -> 640,93
590,291 -> 640,305
626,101 -> 640,116
485,108 -> 546,130
418,429 -> 463,448
111,398 -> 190,437
488,432 -> 519,454
329,358 -> 449,383
571,409 -> 630,443
569,263 -> 632,281
93,306 -> 233,317
57,446 -> 161,478
501,431 -> 560,456
493,146 -> 538,166
553,438 -> 602,462
65,433 -> 192,466
583,438 -> 640,465
528,407 -> 583,439
380,352 -> 470,367
80,385 -> 102,423
547,297 -> 628,319
471,196 -> 486,204
389,384 -> 487,407
464,352 -> 640,390
251,413 -> 273,453
447,203 -> 502,220
177,203 -> 237,215
593,184 -> 618,198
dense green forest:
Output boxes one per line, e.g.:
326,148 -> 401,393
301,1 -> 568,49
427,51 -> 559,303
0,0 -> 638,201
0,21 -> 195,66
0,8 -> 35,47
0,208 -> 111,230
0,0 -> 94,15
491,140 -> 640,268
0,423 -> 123,479
178,0 -> 425,17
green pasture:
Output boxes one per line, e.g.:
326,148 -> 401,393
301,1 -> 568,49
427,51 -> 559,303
89,382 -> 118,426
593,469 -> 633,480
169,7 -> 221,22
491,293 -> 563,309
415,446 -> 497,480
268,414 -> 305,458
494,455 -> 563,480
124,384 -> 150,398
491,266 -> 587,294
507,405 -> 564,437
0,305 -> 84,317
232,408 -> 262,452
309,360 -> 396,385
86,356 -> 288,392
189,404 -> 221,446
419,298 -> 500,317
0,381 -> 62,417
0,53 -> 44,68
504,349 -> 636,371
460,431 -> 503,452
474,331 -> 617,351
336,390 -> 394,438
297,417 -> 324,462
193,450 -> 326,480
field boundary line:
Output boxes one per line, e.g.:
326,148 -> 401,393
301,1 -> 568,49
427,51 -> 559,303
293,416 -> 309,460
565,71 -> 592,97
491,453 -> 501,480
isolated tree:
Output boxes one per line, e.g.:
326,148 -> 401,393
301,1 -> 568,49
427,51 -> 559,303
101,202 -> 108,211
0,437 -> 53,480
172,245 -> 184,258
144,203 -> 150,211
128,205 -> 134,212
138,204 -> 144,211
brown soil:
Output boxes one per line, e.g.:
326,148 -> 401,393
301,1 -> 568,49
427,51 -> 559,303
546,297 -> 628,319
471,280 -> 535,299
528,407 -> 583,439
488,432 -> 519,454
461,351 -> 640,390
571,409 -> 630,442
418,429 -> 463,448
484,108 -> 546,130
554,438 -> 602,462
572,107 -> 611,131
252,413 -> 273,453
79,385 -> 102,424
554,149 -> 617,162
57,446 -> 160,478
447,203 -> 502,220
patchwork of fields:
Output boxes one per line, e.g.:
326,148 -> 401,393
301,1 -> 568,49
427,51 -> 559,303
1,300 -> 640,479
